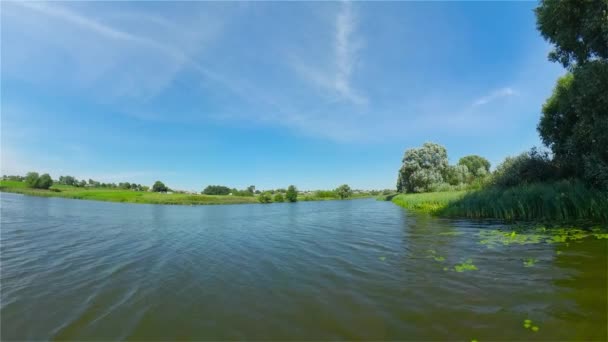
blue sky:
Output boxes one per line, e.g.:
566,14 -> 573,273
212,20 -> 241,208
1,1 -> 563,191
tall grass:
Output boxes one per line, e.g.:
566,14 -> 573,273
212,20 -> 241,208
391,191 -> 468,214
392,180 -> 607,223
439,180 -> 608,223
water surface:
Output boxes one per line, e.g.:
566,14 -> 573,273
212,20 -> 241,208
1,192 -> 606,340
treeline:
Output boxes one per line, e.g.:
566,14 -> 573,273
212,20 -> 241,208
2,173 -> 169,193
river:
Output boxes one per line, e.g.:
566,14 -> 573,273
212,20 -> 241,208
1,192 -> 606,340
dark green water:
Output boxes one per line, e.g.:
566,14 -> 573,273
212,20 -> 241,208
1,192 -> 606,341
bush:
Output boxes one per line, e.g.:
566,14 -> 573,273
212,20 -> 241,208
273,193 -> 284,202
203,185 -> 231,195
24,172 -> 53,189
492,148 -> 559,187
314,190 -> 336,198
286,185 -> 298,202
152,181 -> 168,192
335,184 -> 353,199
258,192 -> 272,203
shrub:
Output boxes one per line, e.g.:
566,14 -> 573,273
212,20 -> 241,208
152,181 -> 168,192
492,148 -> 558,187
286,185 -> 298,202
25,172 -> 40,188
36,174 -> 53,189
273,193 -> 284,202
258,192 -> 272,203
203,185 -> 231,195
335,184 -> 353,199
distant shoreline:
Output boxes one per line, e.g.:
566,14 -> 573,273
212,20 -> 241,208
0,182 -> 372,206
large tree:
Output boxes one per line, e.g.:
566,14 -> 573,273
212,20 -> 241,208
152,181 -> 168,192
397,142 -> 449,193
285,185 -> 298,202
458,155 -> 490,178
536,0 -> 608,189
335,184 -> 352,199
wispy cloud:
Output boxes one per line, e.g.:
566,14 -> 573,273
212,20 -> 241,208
291,1 -> 367,105
472,87 -> 517,107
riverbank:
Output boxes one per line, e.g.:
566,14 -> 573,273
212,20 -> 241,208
391,180 -> 608,225
0,181 -> 372,206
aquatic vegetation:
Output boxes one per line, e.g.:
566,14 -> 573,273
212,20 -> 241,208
438,231 -> 464,236
454,259 -> 478,272
379,256 -> 386,261
477,226 -> 608,249
523,319 -> 540,332
523,258 -> 537,267
433,256 -> 445,262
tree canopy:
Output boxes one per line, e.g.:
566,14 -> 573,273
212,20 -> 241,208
458,155 -> 491,177
536,0 -> 608,189
203,185 -> 231,195
152,181 -> 168,192
397,142 -> 449,193
335,184 -> 352,199
25,172 -> 53,189
286,185 -> 298,202
535,0 -> 608,69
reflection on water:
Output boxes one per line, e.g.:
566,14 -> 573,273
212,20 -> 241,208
1,192 -> 606,340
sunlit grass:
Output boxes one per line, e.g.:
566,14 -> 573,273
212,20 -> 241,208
392,180 -> 608,224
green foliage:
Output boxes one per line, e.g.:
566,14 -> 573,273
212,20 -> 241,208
535,0 -> 608,69
203,185 -> 231,195
24,172 -> 53,189
538,61 -> 608,189
258,192 -> 272,203
36,174 -> 53,189
273,193 -> 284,202
397,142 -> 449,193
314,190 -> 336,198
392,191 -> 468,214
458,155 -> 490,178
492,148 -> 558,187
535,1 -> 608,190
25,172 -> 40,188
58,175 -> 77,186
334,184 -> 352,199
286,185 -> 298,202
152,181 -> 168,192
446,164 -> 472,185
440,180 -> 608,223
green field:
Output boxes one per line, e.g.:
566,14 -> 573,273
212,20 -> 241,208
0,181 -> 258,205
0,181 -> 373,205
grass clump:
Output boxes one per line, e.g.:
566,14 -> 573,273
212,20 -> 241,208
391,191 -> 467,214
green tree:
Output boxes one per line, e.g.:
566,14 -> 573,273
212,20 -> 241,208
335,184 -> 352,199
446,164 -> 471,185
25,172 -> 40,188
247,185 -> 256,194
258,192 -> 272,203
273,193 -> 285,202
286,185 -> 298,202
203,185 -> 231,195
458,155 -> 490,178
152,181 -> 168,192
536,0 -> 608,189
397,142 -> 449,193
36,174 -> 53,189
535,0 -> 608,69
78,180 -> 86,187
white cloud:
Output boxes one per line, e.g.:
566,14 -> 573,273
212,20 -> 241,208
291,1 -> 367,105
472,87 -> 517,106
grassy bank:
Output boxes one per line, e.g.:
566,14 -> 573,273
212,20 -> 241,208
0,181 -> 373,205
0,181 -> 258,205
392,180 -> 608,224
